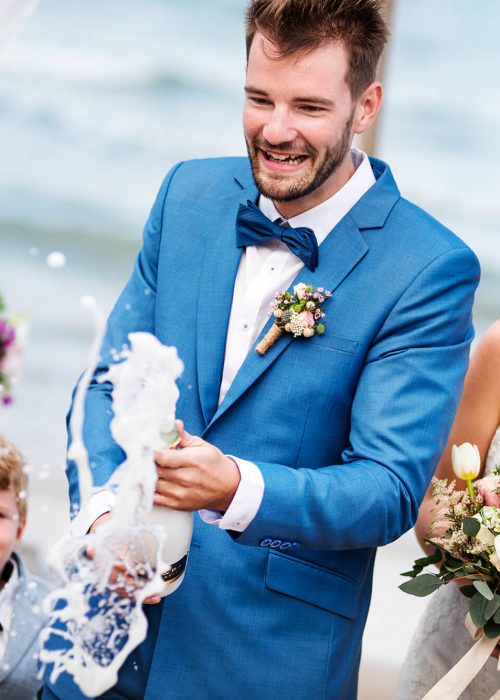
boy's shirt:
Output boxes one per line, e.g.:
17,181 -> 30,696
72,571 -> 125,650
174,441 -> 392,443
0,557 -> 20,661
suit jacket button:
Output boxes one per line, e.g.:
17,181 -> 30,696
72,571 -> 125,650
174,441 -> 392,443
270,539 -> 282,549
260,538 -> 272,547
290,542 -> 300,549
279,541 -> 292,550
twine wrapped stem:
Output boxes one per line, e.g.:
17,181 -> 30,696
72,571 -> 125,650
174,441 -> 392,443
256,323 -> 283,355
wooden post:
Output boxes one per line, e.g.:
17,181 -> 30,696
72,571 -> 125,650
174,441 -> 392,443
356,0 -> 395,157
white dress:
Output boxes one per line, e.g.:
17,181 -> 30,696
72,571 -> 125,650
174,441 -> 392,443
396,426 -> 500,700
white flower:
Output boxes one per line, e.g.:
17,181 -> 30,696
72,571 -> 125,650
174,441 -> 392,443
293,283 -> 308,300
274,309 -> 283,319
451,443 -> 481,481
475,524 -> 496,547
303,328 -> 315,338
490,535 -> 500,571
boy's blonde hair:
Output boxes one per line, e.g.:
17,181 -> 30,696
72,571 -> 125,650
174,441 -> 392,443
0,435 -> 28,520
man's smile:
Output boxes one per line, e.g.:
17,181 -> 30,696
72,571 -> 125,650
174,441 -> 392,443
258,147 -> 310,172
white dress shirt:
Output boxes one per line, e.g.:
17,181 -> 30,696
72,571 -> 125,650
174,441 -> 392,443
73,149 -> 375,537
0,558 -> 20,662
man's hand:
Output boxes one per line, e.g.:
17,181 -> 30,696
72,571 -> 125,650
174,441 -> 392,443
88,512 -> 162,605
154,420 -> 241,512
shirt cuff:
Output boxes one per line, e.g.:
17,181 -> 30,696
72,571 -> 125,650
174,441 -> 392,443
199,456 -> 264,532
70,490 -> 117,536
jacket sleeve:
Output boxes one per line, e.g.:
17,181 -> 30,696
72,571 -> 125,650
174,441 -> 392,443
65,162 -> 184,512
233,246 -> 480,551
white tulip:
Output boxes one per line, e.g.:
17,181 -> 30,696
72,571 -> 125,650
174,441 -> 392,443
451,443 -> 481,481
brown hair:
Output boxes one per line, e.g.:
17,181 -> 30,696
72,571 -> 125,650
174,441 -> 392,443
245,0 -> 389,98
0,435 -> 28,520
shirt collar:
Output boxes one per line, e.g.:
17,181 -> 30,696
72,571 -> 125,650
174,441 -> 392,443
0,557 -> 20,634
258,149 -> 375,246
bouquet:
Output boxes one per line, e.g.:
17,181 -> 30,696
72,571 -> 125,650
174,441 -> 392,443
0,293 -> 25,405
400,443 -> 500,698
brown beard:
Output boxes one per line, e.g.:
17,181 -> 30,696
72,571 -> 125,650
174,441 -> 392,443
246,111 -> 354,202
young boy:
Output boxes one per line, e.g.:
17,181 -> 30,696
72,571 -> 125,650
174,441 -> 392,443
0,435 -> 51,699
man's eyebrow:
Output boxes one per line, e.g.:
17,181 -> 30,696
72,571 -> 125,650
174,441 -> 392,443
244,86 -> 268,96
244,86 -> 334,107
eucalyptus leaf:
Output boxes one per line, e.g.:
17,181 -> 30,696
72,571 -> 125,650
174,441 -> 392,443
473,580 -> 495,601
494,607 -> 500,624
463,516 -> 481,537
483,619 -> 500,640
444,554 -> 466,569
484,594 -> 500,621
470,592 -> 490,628
399,574 -> 443,597
459,585 -> 477,599
414,549 -> 442,568
400,568 -> 422,578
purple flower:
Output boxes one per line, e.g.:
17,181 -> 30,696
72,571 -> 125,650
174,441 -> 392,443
1,394 -> 12,406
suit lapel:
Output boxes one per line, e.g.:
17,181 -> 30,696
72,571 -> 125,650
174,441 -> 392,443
196,182 -> 258,426
206,212 -> 369,428
199,157 -> 400,430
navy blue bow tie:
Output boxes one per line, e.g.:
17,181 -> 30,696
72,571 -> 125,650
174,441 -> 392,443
236,200 -> 319,271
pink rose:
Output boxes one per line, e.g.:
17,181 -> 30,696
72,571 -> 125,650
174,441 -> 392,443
476,474 -> 500,508
298,311 -> 314,328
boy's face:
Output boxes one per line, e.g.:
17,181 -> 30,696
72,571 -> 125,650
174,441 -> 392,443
0,490 -> 24,575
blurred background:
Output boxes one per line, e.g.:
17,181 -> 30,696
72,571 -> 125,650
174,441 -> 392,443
0,0 -> 498,696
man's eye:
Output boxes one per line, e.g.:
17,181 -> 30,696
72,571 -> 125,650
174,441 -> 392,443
300,105 -> 325,113
249,97 -> 271,106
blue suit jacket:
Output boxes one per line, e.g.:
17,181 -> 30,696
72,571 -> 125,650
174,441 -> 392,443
56,157 -> 479,699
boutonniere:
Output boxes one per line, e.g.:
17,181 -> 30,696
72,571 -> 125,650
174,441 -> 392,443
256,283 -> 332,356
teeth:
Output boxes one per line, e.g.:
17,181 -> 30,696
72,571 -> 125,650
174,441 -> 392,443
266,152 -> 305,165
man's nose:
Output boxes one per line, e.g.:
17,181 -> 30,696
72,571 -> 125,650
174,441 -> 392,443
262,108 -> 297,145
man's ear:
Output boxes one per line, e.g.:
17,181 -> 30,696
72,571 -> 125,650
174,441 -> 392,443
353,82 -> 383,136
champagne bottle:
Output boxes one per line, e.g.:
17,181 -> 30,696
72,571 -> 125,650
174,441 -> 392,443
148,422 -> 194,597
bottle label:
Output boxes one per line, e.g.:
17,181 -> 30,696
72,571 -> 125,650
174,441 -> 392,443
161,553 -> 188,585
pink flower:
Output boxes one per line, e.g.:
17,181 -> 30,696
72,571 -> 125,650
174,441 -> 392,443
0,344 -> 23,378
298,311 -> 314,328
476,474 -> 500,508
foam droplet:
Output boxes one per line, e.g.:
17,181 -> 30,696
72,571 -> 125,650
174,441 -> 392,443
46,251 -> 67,269
80,295 -> 96,309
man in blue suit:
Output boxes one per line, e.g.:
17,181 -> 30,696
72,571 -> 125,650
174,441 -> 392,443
43,0 -> 480,698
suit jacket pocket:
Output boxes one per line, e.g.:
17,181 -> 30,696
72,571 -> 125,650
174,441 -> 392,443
265,551 -> 360,619
308,334 -> 358,354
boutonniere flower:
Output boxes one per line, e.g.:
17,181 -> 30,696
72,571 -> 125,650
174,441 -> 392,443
256,283 -> 332,356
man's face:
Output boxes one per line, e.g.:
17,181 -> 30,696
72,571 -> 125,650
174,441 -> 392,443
0,490 -> 23,576
244,34 -> 358,213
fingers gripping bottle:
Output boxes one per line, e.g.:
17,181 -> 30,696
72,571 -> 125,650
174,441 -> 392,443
149,422 -> 194,597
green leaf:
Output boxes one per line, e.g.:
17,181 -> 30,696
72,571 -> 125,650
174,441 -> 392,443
400,567 -> 422,578
485,595 -> 500,621
483,619 -> 500,640
494,607 -> 500,624
473,580 -> 495,601
399,574 -> 443,597
463,516 -> 481,537
444,554 -> 466,569
470,592 -> 491,628
414,549 -> 443,568
459,585 -> 477,599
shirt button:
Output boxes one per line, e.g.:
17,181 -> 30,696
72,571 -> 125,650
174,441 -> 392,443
243,323 -> 248,330
270,266 -> 275,271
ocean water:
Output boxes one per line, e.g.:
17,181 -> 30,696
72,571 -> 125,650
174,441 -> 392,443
0,0 -> 499,687
0,0 -> 499,263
